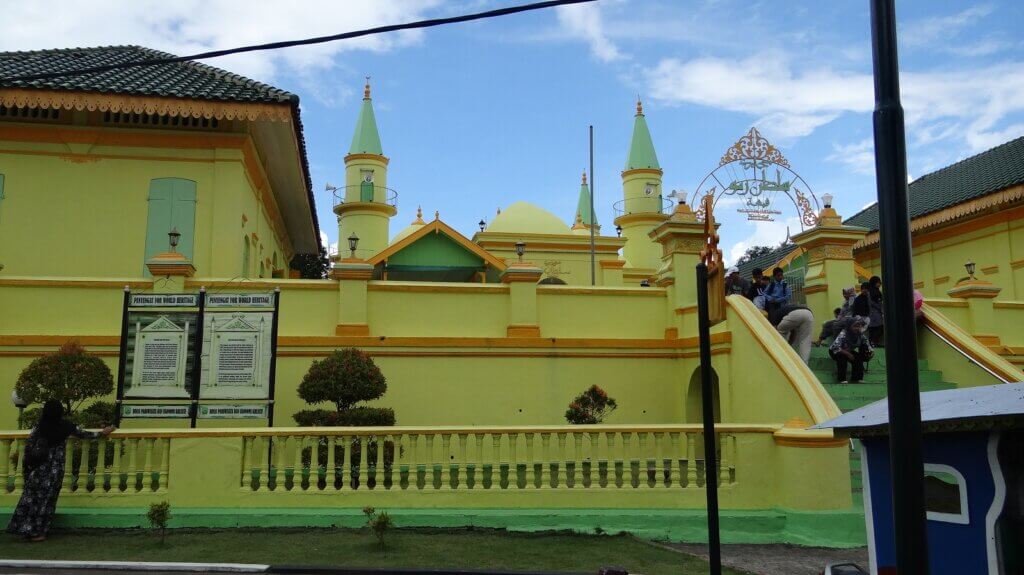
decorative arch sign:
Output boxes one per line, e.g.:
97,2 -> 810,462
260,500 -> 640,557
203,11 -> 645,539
695,127 -> 820,229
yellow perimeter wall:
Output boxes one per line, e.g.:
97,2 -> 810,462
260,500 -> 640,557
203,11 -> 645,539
0,280 -> 838,433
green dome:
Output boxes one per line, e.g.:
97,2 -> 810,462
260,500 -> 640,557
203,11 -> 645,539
487,202 -> 569,235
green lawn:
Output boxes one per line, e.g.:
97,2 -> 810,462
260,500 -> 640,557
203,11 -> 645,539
0,528 -> 748,575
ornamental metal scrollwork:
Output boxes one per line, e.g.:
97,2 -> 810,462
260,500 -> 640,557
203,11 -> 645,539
695,127 -> 820,230
718,127 -> 791,169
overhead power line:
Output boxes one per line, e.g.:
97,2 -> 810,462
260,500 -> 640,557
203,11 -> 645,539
0,0 -> 597,84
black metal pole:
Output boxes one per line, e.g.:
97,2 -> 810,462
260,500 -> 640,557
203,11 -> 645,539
266,288 -> 282,428
869,1 -> 930,572
695,262 -> 721,575
189,287 -> 206,429
113,286 -> 131,428
589,125 -> 596,286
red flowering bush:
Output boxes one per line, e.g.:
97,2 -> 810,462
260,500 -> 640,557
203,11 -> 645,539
294,348 -> 394,426
565,385 -> 618,424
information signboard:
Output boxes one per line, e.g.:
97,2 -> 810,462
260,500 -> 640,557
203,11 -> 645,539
121,404 -> 190,418
197,404 -> 269,419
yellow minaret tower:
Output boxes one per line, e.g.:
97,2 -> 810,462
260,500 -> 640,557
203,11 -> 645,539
615,98 -> 668,276
335,78 -> 396,260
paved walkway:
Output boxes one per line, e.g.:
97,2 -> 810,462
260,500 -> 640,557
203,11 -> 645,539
665,543 -> 869,575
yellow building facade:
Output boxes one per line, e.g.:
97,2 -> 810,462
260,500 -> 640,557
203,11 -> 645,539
8,46 -> 1018,543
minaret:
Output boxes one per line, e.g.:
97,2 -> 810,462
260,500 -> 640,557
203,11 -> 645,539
571,171 -> 599,234
335,77 -> 396,260
615,98 -> 667,272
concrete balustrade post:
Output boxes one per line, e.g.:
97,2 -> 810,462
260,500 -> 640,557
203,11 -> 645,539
947,278 -> 1002,348
501,264 -> 543,337
332,259 -> 374,336
791,207 -> 869,325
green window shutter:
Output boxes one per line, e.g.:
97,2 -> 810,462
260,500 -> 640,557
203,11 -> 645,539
0,173 -> 5,223
360,181 -> 374,202
143,178 -> 197,275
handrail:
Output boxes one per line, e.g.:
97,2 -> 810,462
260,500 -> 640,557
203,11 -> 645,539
612,197 -> 674,217
332,184 -> 398,208
726,295 -> 842,423
920,303 -> 1024,383
0,423 -> 785,440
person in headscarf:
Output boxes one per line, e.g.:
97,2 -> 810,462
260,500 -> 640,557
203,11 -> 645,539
829,318 -> 874,383
839,286 -> 857,318
867,276 -> 884,346
6,400 -> 115,541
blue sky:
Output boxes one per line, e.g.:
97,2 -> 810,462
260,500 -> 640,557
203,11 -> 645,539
4,1 -> 1023,262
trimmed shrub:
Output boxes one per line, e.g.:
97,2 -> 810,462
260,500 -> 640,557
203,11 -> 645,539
297,348 -> 386,411
15,341 -> 113,414
293,406 -> 395,427
565,385 -> 618,424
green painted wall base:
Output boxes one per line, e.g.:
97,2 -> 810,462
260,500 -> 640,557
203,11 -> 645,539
0,507 -> 866,548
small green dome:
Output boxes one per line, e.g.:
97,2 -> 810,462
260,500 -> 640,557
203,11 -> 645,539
487,202 -> 569,235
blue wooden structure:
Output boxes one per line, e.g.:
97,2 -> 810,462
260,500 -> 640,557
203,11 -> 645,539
818,382 -> 1024,575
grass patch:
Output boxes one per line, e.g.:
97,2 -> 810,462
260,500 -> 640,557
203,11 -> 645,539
0,527 -> 748,574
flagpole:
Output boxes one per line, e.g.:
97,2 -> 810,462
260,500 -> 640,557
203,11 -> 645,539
589,125 -> 596,286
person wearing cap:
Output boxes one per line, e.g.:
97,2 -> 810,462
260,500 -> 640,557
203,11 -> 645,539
724,266 -> 750,297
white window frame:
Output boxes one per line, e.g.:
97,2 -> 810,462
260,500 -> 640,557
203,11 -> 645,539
923,463 -> 969,524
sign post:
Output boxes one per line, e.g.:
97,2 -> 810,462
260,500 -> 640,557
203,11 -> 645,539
695,194 -> 725,575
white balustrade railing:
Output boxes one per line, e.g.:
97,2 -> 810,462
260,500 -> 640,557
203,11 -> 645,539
1,436 -> 170,495
238,427 -> 740,493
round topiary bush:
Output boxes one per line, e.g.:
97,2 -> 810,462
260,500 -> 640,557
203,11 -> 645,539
15,341 -> 114,415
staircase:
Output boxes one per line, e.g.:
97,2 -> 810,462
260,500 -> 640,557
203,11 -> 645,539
809,346 -> 956,507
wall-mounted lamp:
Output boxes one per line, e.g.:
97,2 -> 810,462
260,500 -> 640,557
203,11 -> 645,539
168,228 -> 181,252
348,233 -> 360,259
478,219 -> 486,233
615,225 -> 622,237
514,241 -> 526,263
822,193 -> 834,208
965,260 -> 976,280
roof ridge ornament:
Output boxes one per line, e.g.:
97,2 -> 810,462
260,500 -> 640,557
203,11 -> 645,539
412,205 -> 425,225
364,76 -> 371,100
582,170 -> 587,185
719,127 -> 790,168
636,96 -> 643,116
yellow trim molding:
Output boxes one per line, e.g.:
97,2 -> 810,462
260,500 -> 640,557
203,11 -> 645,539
506,325 -> 541,338
335,324 -> 370,337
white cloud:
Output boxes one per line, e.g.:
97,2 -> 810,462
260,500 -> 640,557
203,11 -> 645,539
725,216 -> 800,267
901,4 -> 993,47
0,0 -> 443,82
555,3 -> 624,62
828,138 -> 875,176
644,54 -> 872,140
645,53 -> 1024,154
320,230 -> 339,259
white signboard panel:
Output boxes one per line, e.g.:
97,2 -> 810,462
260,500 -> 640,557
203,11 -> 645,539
125,314 -> 193,398
199,312 -> 273,399
130,294 -> 199,307
121,404 -> 190,418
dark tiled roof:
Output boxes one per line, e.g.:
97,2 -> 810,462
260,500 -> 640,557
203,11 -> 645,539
844,136 -> 1024,231
0,46 -> 321,252
735,243 -> 798,278
0,45 -> 295,104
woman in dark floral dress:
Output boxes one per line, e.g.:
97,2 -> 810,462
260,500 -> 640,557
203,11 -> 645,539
6,400 -> 114,541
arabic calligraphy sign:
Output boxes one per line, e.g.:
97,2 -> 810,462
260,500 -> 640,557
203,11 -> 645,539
695,128 -> 820,228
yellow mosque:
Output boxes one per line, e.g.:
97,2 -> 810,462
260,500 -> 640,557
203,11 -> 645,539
0,46 -> 1021,543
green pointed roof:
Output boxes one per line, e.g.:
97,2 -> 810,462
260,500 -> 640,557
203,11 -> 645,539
348,81 -> 383,156
575,172 -> 597,226
624,100 -> 660,171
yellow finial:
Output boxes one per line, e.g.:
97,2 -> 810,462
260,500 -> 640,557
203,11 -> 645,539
364,76 -> 371,100
636,97 -> 643,116
412,205 -> 425,225
434,210 -> 440,221
582,171 -> 587,185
